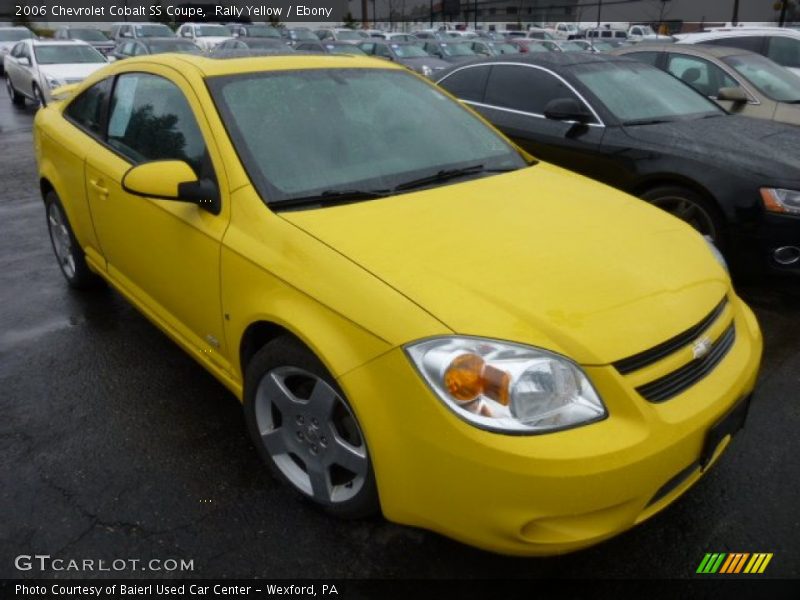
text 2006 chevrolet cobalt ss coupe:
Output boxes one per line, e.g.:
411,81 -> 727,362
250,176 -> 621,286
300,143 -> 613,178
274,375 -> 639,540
34,53 -> 761,555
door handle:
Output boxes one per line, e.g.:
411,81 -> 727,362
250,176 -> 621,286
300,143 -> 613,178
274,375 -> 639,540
89,178 -> 109,196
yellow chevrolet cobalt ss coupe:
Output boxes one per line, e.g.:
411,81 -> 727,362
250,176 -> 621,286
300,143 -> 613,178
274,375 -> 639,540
34,54 -> 761,555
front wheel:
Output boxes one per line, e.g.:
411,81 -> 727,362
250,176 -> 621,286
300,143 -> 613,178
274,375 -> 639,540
32,84 -> 46,108
244,336 -> 380,519
640,185 -> 726,248
45,192 -> 101,289
6,76 -> 24,107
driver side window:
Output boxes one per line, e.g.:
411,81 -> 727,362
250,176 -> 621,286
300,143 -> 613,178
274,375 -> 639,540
107,73 -> 207,175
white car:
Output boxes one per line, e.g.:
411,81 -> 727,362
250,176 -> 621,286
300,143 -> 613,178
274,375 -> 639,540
628,24 -> 672,42
0,26 -> 35,76
176,23 -> 232,51
4,39 -> 107,107
548,23 -> 580,40
677,27 -> 800,76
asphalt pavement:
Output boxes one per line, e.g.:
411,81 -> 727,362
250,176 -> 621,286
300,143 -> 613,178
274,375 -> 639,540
1,88 -> 799,580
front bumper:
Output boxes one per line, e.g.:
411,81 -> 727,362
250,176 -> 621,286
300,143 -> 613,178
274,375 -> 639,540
338,294 -> 762,555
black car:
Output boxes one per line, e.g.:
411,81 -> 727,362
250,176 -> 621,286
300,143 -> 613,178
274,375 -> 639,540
54,27 -> 115,56
358,40 -> 450,78
294,41 -> 367,56
469,40 -> 520,56
421,40 -> 479,63
215,38 -> 290,53
112,38 -> 202,60
436,53 -> 800,277
282,28 -> 320,45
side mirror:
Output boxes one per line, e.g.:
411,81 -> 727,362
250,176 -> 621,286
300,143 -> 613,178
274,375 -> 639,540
717,86 -> 748,103
543,97 -> 592,123
106,55 -> 117,62
121,31 -> 132,38
18,56 -> 31,66
122,160 -> 220,215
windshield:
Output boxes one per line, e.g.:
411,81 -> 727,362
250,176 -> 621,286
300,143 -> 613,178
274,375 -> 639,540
135,24 -> 174,38
246,26 -> 282,38
290,29 -> 318,41
574,61 -> 723,123
335,30 -> 363,41
393,44 -> 428,58
328,44 -> 366,55
592,42 -> 616,51
34,45 -> 106,65
492,43 -> 519,54
68,29 -> 108,42
0,29 -> 33,42
525,42 -> 551,53
723,54 -> 800,103
196,25 -> 230,37
559,42 -> 586,52
636,26 -> 655,36
440,42 -> 476,57
148,40 -> 203,54
209,69 -> 526,205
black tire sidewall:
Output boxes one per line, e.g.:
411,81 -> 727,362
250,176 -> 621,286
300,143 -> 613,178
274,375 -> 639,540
243,335 -> 380,519
640,185 -> 727,250
44,191 -> 99,289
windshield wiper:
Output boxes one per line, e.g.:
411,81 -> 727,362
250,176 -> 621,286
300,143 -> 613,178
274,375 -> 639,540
621,117 -> 677,126
272,188 -> 390,210
392,164 -> 518,192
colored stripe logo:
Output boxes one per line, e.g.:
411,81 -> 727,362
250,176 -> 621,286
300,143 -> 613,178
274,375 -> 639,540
696,553 -> 773,574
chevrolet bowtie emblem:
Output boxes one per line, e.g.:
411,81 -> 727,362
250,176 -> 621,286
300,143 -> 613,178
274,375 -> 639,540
692,336 -> 713,360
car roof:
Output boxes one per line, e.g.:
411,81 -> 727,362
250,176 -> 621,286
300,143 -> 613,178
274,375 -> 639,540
110,53 -> 404,78
140,37 -> 196,44
680,28 -> 800,41
30,39 -> 89,46
614,43 -> 752,58
439,52 -> 628,73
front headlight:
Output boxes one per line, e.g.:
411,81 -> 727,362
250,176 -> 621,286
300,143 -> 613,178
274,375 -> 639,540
761,188 -> 800,215
45,76 -> 64,90
406,337 -> 606,434
420,64 -> 433,77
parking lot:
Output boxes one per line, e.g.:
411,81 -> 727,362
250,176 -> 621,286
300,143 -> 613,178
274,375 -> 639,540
1,81 -> 799,580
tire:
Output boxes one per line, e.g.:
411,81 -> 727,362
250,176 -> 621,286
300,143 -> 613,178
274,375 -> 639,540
244,335 -> 380,519
32,84 -> 46,108
6,76 -> 24,107
640,185 -> 727,249
45,191 -> 101,289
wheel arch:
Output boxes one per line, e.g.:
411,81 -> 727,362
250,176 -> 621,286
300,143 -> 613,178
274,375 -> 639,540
629,174 -> 722,215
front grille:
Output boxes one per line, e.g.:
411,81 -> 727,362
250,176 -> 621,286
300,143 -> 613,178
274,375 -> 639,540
613,297 -> 728,374
636,323 -> 736,403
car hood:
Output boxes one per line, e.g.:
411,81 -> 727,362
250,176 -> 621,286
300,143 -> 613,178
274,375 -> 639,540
622,115 -> 800,184
281,163 -> 728,365
400,56 -> 451,70
39,63 -> 108,80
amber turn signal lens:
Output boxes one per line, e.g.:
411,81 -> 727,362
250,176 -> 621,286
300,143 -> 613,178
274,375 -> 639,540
444,353 -> 485,402
761,188 -> 786,213
443,353 -> 510,405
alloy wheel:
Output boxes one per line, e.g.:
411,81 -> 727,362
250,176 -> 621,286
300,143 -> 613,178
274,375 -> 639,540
48,201 -> 76,279
649,195 -> 719,242
253,366 -> 369,505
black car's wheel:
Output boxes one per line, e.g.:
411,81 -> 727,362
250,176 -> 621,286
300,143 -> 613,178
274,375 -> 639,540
6,76 -> 24,106
244,335 -> 380,519
641,185 -> 726,248
32,84 -> 46,108
45,191 -> 101,289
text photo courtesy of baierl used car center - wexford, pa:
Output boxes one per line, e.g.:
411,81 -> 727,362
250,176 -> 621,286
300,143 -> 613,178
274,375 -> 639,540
1,0 -> 799,596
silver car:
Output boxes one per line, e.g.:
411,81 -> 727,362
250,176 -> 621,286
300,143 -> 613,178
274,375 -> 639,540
0,26 -> 35,76
4,40 -> 107,107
